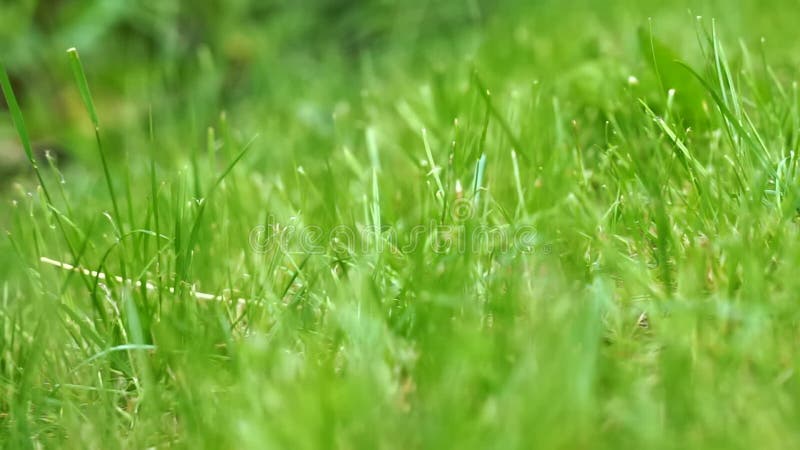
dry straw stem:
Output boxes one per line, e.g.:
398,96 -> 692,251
39,256 -> 248,306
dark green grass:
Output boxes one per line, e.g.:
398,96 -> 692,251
2,1 -> 800,449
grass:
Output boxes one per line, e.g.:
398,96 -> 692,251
1,1 -> 800,448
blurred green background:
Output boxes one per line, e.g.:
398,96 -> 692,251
2,0 -> 799,175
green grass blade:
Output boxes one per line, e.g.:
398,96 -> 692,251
1,63 -> 92,289
472,70 -> 531,165
0,65 -> 37,167
675,60 -> 772,172
66,48 -> 99,127
66,47 -> 126,277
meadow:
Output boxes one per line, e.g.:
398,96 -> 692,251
1,0 -> 800,448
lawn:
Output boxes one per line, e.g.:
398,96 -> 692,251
1,0 -> 800,448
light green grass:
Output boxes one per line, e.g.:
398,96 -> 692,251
2,1 -> 800,449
